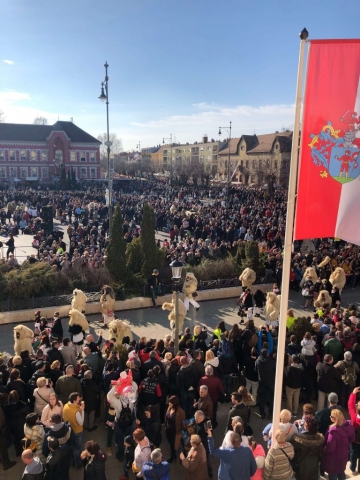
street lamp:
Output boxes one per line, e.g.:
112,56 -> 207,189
218,121 -> 232,209
136,142 -> 142,177
98,61 -> 113,233
163,134 -> 173,184
170,258 -> 184,353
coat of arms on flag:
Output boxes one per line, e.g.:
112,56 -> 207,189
309,112 -> 360,183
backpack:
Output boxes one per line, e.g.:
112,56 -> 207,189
248,334 -> 258,348
219,339 -> 233,359
117,402 -> 134,428
182,366 -> 197,391
342,362 -> 357,386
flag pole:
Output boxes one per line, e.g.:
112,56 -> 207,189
271,28 -> 309,438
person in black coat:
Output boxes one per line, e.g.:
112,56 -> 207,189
140,351 -> 164,379
3,390 -> 30,456
45,437 -> 72,480
46,342 -> 64,369
142,405 -> 162,447
81,440 -> 107,480
80,370 -> 101,432
253,289 -> 266,317
50,314 -> 63,342
6,369 -> 28,403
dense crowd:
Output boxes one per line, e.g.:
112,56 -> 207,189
0,293 -> 359,480
0,182 -> 359,298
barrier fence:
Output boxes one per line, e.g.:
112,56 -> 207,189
0,277 -> 245,312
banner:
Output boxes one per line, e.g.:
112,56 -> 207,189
294,39 -> 360,245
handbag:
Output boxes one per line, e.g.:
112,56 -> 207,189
301,288 -> 309,297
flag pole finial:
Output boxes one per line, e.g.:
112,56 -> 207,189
300,28 -> 309,40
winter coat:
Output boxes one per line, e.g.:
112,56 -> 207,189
321,420 -> 355,475
80,377 -> 101,412
255,354 -> 276,387
204,357 -> 222,378
263,442 -> 294,480
33,386 -> 55,416
24,423 -> 46,463
291,432 -> 324,480
316,362 -> 341,394
285,363 -> 304,389
198,374 -> 224,404
181,442 -> 209,480
142,461 -> 170,480
83,452 -> 107,480
21,457 -> 44,480
348,392 -> 360,442
197,394 -> 213,420
45,443 -> 72,480
225,403 -> 250,434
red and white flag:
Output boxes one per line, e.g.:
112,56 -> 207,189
294,39 -> 360,245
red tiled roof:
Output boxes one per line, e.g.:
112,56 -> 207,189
247,132 -> 292,154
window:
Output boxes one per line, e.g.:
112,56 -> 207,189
259,159 -> 262,167
0,167 -> 5,178
213,146 -> 218,152
240,160 -> 244,166
81,167 -> 87,178
20,150 -> 27,161
31,151 -> 37,161
10,167 -> 17,177
245,160 -> 249,168
90,152 -> 96,162
241,146 -> 245,151
41,151 -> 48,161
163,150 -> 167,155
20,167 -> 27,177
90,168 -> 96,178
70,151 -> 76,162
275,161 -> 278,169
30,167 -> 38,177
9,150 -> 15,161
0,150 -> 4,161
41,167 -> 49,179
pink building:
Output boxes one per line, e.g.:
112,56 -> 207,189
0,121 -> 101,184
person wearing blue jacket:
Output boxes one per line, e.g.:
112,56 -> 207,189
207,428 -> 256,480
141,448 -> 170,480
257,327 -> 274,355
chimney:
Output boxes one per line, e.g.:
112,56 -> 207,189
202,134 -> 208,143
70,117 -> 73,123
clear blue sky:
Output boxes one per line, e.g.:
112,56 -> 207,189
1,0 -> 359,150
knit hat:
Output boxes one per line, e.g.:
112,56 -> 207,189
328,392 -> 338,404
344,351 -> 352,360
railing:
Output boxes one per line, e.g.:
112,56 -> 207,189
0,277 -> 246,312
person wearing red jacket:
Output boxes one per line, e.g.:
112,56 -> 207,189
198,364 -> 224,429
348,386 -> 360,474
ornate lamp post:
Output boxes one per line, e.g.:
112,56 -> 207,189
218,121 -> 232,208
170,258 -> 184,354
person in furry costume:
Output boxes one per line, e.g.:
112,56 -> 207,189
317,256 -> 331,280
329,267 -> 346,293
239,268 -> 256,291
162,294 -> 187,334
13,325 -> 34,355
265,292 -> 281,326
108,319 -> 133,348
299,267 -> 319,288
71,288 -> 87,313
182,272 -> 200,311
313,289 -> 332,309
100,285 -> 116,326
68,308 -> 89,355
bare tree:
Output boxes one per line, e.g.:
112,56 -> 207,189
33,116 -> 49,125
0,110 -> 5,123
97,132 -> 123,171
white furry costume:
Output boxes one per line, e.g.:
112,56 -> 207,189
182,272 -> 200,311
71,289 -> 87,313
14,325 -> 34,356
100,285 -> 116,325
162,296 -> 187,334
239,268 -> 256,290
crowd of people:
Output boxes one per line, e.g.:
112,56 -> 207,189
0,291 -> 357,480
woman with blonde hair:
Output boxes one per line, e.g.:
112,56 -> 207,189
161,351 -> 173,377
263,429 -> 294,480
238,386 -> 256,407
33,377 -> 54,416
49,360 -> 63,386
286,309 -> 296,329
321,409 -> 355,480
204,350 -> 221,377
40,393 -> 63,427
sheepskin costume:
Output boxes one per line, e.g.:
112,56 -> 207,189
182,272 -> 200,311
68,309 -> 89,354
299,267 -> 319,288
100,285 -> 116,326
162,297 -> 187,334
329,267 -> 346,293
239,268 -> 256,290
14,325 -> 34,355
108,319 -> 133,348
71,289 -> 87,313
313,290 -> 332,309
265,292 -> 281,326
